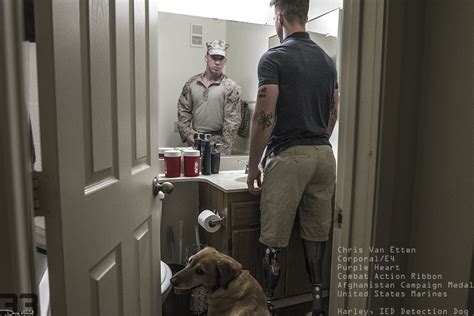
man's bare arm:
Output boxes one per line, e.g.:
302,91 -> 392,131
247,84 -> 278,194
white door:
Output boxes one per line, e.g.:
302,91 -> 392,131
35,0 -> 162,315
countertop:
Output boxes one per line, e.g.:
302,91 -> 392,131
160,170 -> 249,193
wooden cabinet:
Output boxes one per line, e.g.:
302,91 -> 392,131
198,182 -> 332,303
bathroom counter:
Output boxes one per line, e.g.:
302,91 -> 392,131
160,170 -> 249,193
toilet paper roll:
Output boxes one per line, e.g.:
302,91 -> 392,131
198,209 -> 221,233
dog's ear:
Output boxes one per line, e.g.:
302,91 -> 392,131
216,257 -> 242,289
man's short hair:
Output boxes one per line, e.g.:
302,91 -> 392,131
270,0 -> 309,25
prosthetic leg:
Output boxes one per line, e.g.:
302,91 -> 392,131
302,240 -> 326,316
262,247 -> 281,312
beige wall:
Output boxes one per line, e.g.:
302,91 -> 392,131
307,7 -> 340,37
408,0 -> 472,309
372,0 -> 472,310
225,21 -> 275,102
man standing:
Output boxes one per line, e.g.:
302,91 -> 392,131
177,40 -> 242,155
246,1 -> 338,315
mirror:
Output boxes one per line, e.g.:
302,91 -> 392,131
157,7 -> 341,156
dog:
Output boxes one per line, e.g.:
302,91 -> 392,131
170,247 -> 270,316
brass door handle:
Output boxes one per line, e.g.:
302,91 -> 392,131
152,177 -> 174,197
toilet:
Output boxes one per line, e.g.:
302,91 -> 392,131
161,261 -> 172,303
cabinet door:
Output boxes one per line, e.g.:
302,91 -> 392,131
231,228 -> 286,299
230,200 -> 260,227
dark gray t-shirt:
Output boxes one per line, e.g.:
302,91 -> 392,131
258,32 -> 338,156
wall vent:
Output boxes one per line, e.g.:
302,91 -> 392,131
190,24 -> 203,47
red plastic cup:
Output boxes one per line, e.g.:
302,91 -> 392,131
164,150 -> 181,178
159,147 -> 173,159
183,149 -> 201,177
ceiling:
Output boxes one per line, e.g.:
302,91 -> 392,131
157,0 -> 342,25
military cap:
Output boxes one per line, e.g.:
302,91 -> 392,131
206,40 -> 229,57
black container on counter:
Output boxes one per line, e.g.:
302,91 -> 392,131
201,134 -> 212,175
193,133 -> 203,153
211,143 -> 221,174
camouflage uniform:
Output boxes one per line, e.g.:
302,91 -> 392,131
177,73 -> 242,155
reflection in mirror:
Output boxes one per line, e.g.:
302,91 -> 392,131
158,7 -> 341,156
158,12 -> 274,155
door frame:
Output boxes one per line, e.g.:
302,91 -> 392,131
0,0 -> 37,300
330,0 -> 388,312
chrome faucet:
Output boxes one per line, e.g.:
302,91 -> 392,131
237,160 -> 249,174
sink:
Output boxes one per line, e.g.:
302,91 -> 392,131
234,175 -> 247,183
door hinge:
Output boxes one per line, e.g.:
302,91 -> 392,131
32,171 -> 47,217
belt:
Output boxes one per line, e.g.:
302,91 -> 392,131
197,130 -> 222,136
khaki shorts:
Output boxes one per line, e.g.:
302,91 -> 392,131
259,145 -> 336,248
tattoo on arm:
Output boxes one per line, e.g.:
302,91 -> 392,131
326,91 -> 338,136
257,87 -> 267,99
257,111 -> 274,130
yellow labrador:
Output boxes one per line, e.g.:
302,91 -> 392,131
171,247 -> 270,316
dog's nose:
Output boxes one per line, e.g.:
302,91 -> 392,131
170,276 -> 178,286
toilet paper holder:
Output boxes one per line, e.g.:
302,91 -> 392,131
209,213 -> 226,227
198,209 -> 226,233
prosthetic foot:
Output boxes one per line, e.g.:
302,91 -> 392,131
263,247 -> 281,299
302,240 -> 326,316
